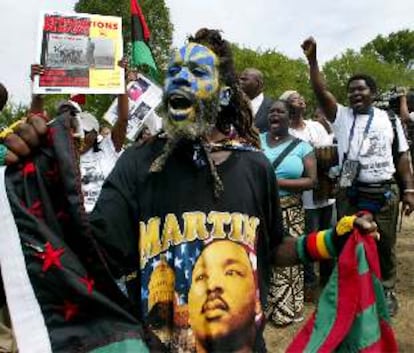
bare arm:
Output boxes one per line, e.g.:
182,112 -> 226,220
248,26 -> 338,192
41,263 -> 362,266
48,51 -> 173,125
302,37 -> 338,122
273,237 -> 300,267
111,58 -> 129,152
397,151 -> 414,215
399,94 -> 411,125
272,214 -> 378,267
277,152 -> 317,192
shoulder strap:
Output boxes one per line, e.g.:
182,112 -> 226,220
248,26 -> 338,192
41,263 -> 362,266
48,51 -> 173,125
272,138 -> 301,169
388,110 -> 400,159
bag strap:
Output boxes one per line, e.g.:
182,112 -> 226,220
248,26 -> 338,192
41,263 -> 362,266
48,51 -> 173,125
272,138 -> 301,169
388,110 -> 400,161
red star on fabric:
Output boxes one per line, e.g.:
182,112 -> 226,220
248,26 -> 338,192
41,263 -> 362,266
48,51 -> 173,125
21,162 -> 36,176
62,300 -> 79,321
79,276 -> 95,294
36,242 -> 65,272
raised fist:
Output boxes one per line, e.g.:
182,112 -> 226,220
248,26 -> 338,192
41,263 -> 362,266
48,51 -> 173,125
301,37 -> 317,63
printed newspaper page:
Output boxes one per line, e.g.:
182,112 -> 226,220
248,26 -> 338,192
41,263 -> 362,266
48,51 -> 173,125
33,12 -> 124,94
103,74 -> 163,141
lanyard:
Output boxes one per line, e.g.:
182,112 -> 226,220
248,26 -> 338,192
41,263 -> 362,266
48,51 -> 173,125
345,107 -> 374,159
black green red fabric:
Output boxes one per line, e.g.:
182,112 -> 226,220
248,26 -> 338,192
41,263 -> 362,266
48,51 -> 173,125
287,228 -> 398,353
130,0 -> 157,75
0,115 -> 154,352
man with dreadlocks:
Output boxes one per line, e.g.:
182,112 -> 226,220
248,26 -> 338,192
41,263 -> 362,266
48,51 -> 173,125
0,29 -> 378,353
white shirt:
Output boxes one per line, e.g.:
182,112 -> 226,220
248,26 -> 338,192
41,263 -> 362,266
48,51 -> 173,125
289,120 -> 333,147
250,92 -> 264,117
409,112 -> 414,122
333,105 -> 408,183
80,136 -> 121,213
289,120 -> 335,209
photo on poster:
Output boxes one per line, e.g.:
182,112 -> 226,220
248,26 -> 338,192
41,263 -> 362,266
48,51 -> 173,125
126,101 -> 151,136
128,78 -> 150,101
89,38 -> 115,69
45,33 -> 88,69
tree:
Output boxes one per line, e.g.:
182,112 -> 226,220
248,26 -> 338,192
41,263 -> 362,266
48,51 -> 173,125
323,49 -> 414,104
74,0 -> 173,118
361,29 -> 414,67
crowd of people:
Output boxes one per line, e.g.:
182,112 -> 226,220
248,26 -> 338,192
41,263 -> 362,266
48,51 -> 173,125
0,27 -> 412,353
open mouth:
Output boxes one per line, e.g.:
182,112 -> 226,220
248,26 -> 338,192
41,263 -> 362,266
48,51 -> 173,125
166,92 -> 196,121
350,96 -> 363,105
169,94 -> 193,110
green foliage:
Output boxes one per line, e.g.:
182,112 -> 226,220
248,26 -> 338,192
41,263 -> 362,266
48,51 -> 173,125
0,103 -> 27,128
361,29 -> 414,67
323,49 -> 414,104
74,0 -> 173,119
232,44 -> 315,112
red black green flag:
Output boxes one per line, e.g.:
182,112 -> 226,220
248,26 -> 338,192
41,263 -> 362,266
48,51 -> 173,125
0,116 -> 160,352
130,0 -> 157,76
287,228 -> 398,353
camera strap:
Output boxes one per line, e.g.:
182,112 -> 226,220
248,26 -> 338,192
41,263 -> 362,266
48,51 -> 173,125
344,107 -> 374,160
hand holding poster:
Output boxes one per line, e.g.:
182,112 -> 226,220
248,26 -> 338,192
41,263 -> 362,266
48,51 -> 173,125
33,12 -> 124,94
104,73 -> 163,141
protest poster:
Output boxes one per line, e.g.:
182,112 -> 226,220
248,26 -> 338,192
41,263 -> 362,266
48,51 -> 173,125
103,73 -> 163,141
33,12 -> 124,94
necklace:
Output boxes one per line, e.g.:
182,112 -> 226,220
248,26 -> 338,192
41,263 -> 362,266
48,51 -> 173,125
268,133 -> 291,146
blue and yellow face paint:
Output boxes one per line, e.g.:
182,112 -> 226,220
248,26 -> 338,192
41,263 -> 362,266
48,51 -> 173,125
164,43 -> 221,126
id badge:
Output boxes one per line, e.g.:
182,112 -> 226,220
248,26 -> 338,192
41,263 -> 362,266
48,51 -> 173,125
339,159 -> 360,188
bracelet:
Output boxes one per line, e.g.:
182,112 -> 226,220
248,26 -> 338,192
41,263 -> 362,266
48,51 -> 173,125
296,235 -> 312,265
336,215 -> 357,236
403,189 -> 414,194
296,228 -> 337,265
0,144 -> 8,166
0,120 -> 23,140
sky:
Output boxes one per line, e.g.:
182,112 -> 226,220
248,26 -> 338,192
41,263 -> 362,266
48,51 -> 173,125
1,0 -> 413,105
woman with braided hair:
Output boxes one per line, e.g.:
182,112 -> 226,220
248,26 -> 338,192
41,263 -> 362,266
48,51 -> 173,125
0,29 -> 378,353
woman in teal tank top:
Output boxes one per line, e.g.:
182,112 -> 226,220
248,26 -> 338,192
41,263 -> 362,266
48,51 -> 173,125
260,100 -> 316,326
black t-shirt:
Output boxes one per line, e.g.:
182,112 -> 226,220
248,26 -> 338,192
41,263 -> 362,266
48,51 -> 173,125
90,138 -> 284,352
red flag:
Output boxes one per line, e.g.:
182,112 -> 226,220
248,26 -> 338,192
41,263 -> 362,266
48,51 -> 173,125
131,0 -> 151,42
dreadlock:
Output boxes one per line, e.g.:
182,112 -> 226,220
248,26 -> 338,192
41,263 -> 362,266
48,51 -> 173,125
189,28 -> 260,149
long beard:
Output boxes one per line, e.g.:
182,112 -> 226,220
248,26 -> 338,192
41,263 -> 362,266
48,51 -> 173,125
163,97 -> 221,141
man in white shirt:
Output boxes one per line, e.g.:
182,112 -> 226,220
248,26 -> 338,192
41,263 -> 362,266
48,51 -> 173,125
239,68 -> 273,133
302,36 -> 414,316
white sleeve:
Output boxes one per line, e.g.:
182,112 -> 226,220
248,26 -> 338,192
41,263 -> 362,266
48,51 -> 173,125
313,121 -> 334,146
410,112 -> 414,122
395,118 -> 409,152
100,135 -> 121,157
332,104 -> 347,130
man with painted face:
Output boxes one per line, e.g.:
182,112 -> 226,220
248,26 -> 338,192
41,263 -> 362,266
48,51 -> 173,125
0,30 -> 377,353
302,36 -> 414,316
239,68 -> 273,133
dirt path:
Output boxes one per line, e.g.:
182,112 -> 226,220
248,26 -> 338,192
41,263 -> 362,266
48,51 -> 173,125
264,216 -> 414,352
